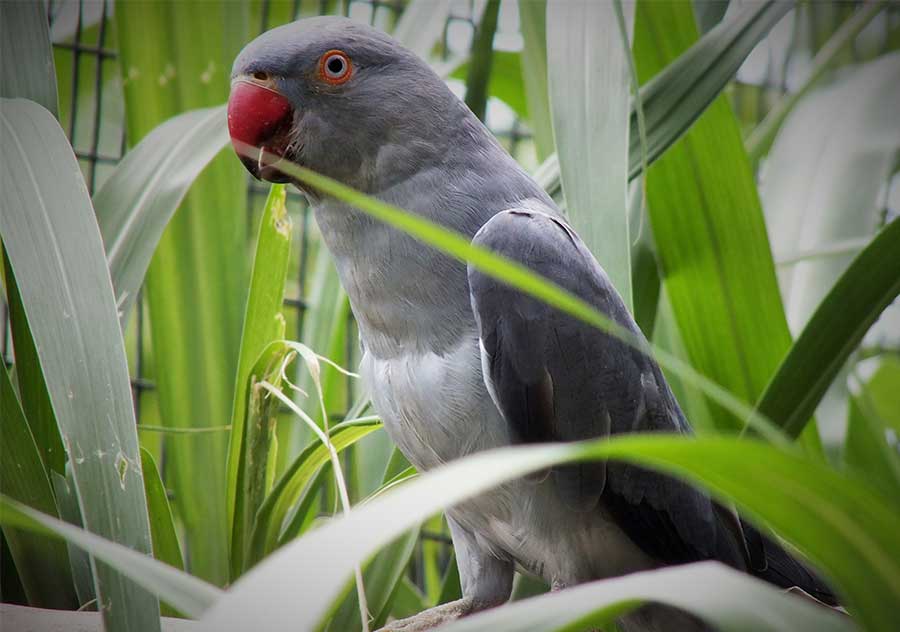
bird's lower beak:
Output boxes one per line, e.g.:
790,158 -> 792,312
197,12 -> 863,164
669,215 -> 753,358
227,78 -> 295,182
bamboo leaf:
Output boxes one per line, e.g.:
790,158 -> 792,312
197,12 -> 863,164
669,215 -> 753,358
0,363 -> 76,609
0,0 -> 58,116
451,52 -> 528,121
226,184 -> 292,577
50,470 -> 96,609
93,106 -> 230,329
0,495 -> 221,620
755,219 -> 900,439
632,1 -> 803,437
0,98 -> 159,629
547,0 -> 634,307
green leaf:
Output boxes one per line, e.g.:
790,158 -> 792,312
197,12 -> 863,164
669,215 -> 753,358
755,219 -> 900,438
0,0 -> 58,116
463,0 -> 500,122
116,1 -> 251,585
452,52 -> 528,121
844,358 -> 900,501
518,0 -> 553,160
50,470 -> 96,609
441,563 -> 851,632
247,418 -> 383,568
0,495 -> 222,620
198,436 -> 875,631
0,363 -> 76,609
0,98 -> 159,630
93,106 -> 230,329
231,342 -> 293,576
140,448 -> 185,617
227,184 -> 292,577
632,1 -> 803,437
535,1 -> 791,195
3,249 -> 64,475
547,0 -> 634,308
140,449 -> 184,572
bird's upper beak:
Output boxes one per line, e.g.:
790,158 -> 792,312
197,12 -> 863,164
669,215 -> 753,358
227,75 -> 294,182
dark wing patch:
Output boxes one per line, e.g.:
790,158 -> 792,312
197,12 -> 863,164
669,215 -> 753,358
468,207 -> 747,567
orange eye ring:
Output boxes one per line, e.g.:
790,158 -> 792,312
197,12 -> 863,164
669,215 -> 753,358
318,49 -> 353,85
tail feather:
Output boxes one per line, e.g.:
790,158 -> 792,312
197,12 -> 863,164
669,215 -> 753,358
751,530 -> 839,606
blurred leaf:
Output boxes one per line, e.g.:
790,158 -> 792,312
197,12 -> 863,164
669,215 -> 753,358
463,0 -> 500,122
227,185 -> 292,577
198,435 -> 877,631
756,219 -> 900,438
746,1 -> 887,162
0,363 -> 76,609
518,0 -> 553,160
452,52 -> 528,121
441,562 -> 849,632
535,1 -> 791,194
392,0 -> 452,59
845,358 -> 900,501
390,577 -> 429,619
0,0 -> 57,116
548,0 -> 634,308
633,1 -> 805,438
326,528 -> 420,631
247,417 -> 383,567
93,106 -> 230,329
0,495 -> 221,620
116,1 -> 250,585
0,98 -> 159,629
761,52 -> 900,333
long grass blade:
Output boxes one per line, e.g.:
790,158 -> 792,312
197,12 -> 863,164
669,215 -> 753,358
0,99 -> 159,630
547,0 -> 635,307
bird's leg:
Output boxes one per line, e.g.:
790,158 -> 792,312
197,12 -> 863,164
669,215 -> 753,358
377,517 -> 513,632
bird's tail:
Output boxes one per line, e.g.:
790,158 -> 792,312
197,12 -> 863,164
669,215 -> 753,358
748,527 -> 838,606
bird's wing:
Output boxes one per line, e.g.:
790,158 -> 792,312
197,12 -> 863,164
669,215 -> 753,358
467,206 -> 747,568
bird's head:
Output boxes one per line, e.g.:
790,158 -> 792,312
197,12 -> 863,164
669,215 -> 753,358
228,16 -> 460,193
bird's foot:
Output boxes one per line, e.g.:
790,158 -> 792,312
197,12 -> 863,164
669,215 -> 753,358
376,598 -> 474,632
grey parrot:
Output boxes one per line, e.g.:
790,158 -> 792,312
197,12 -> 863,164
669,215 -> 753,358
226,16 -> 836,632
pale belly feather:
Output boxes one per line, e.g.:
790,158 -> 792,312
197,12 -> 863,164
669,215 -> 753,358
360,333 -> 656,585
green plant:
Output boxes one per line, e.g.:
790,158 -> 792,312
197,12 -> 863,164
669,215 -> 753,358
2,1 -> 898,631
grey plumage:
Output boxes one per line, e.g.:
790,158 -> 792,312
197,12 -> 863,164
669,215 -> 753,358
228,17 -> 836,631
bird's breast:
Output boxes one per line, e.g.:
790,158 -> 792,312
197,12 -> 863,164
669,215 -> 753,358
360,334 -> 511,471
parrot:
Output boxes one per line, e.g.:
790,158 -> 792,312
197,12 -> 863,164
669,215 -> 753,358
226,16 -> 836,632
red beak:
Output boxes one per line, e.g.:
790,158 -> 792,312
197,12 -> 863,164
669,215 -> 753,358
227,80 -> 294,180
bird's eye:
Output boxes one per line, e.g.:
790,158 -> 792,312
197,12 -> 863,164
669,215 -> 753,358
252,71 -> 269,81
318,50 -> 352,85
